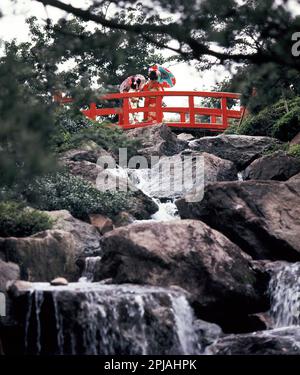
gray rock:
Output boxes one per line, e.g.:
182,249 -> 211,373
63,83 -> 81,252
194,319 -> 223,351
177,133 -> 195,142
189,134 -> 281,170
129,151 -> 237,200
206,327 -> 300,355
176,178 -> 300,261
0,260 -> 20,292
243,151 -> 300,181
0,230 -> 79,282
96,220 -> 268,327
126,123 -> 187,162
50,277 -> 68,286
47,210 -> 102,257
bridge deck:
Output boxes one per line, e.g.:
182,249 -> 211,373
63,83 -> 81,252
54,91 -> 244,132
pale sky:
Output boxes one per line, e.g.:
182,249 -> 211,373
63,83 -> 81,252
0,0 -> 228,94
0,0 -> 299,97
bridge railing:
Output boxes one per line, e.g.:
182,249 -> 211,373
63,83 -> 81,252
54,91 -> 244,131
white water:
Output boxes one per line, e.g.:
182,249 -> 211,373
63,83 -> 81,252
23,283 -> 199,355
79,256 -> 101,283
269,263 -> 300,328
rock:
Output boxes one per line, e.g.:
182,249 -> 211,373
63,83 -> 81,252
0,260 -> 20,292
243,151 -> 300,181
0,230 -> 79,282
89,214 -> 114,234
60,144 -> 112,164
194,319 -> 223,351
7,284 -> 200,355
7,280 -> 33,297
177,133 -> 195,142
176,178 -> 300,261
63,160 -> 104,184
189,134 -> 281,170
129,151 -> 237,200
96,220 -> 268,330
126,123 -> 187,161
289,171 -> 300,182
290,131 -> 300,145
125,191 -> 158,220
50,277 -> 68,286
113,211 -> 135,227
206,327 -> 300,355
47,210 -> 102,257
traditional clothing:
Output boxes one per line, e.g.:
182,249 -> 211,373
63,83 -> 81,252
143,80 -> 164,122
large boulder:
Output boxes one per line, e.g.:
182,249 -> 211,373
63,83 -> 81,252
0,230 -> 79,282
129,151 -> 237,200
126,123 -> 187,161
206,327 -> 300,355
95,220 -> 268,329
189,134 -> 281,170
47,210 -> 102,257
0,260 -> 20,292
6,283 -> 200,355
176,178 -> 300,261
243,151 -> 300,181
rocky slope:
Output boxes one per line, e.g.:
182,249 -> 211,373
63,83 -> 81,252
1,123 -> 300,355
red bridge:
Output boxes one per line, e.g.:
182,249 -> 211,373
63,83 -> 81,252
54,91 -> 245,132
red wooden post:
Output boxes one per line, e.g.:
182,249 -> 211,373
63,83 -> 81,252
180,113 -> 186,123
189,96 -> 195,126
211,115 -> 217,124
89,102 -> 97,120
123,98 -> 130,126
221,97 -> 228,128
156,95 -> 163,123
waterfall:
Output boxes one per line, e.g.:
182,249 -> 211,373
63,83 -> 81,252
79,256 -> 102,282
269,262 -> 300,328
23,283 -> 200,355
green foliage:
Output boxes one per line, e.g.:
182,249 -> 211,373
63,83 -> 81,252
68,122 -> 141,159
0,42 -> 57,189
0,201 -> 53,237
261,142 -> 289,156
288,144 -> 300,159
272,107 -> 300,142
51,108 -> 141,158
50,107 -> 93,152
24,172 -> 131,220
233,97 -> 300,140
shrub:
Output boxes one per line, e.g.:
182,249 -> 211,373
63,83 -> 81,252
272,107 -> 300,142
51,108 -> 141,158
50,108 -> 93,152
0,201 -> 53,237
288,144 -> 300,158
68,123 -> 141,159
24,172 -> 131,220
235,97 -> 300,138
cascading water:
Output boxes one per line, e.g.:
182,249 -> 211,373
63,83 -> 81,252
79,256 -> 102,282
268,262 -> 300,328
23,283 -> 200,355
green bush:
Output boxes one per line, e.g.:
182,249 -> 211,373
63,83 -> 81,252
288,144 -> 300,158
24,172 -> 131,220
272,107 -> 300,142
50,108 -> 93,152
0,201 -> 53,237
51,108 -> 141,158
235,97 -> 300,139
68,123 -> 141,159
